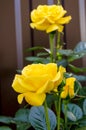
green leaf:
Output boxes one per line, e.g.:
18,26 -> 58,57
0,126 -> 12,130
74,41 -> 86,52
29,106 -> 56,130
78,116 -> 86,127
37,52 -> 49,57
0,116 -> 13,124
26,46 -> 44,52
65,72 -> 86,82
78,87 -> 86,97
14,108 -> 30,123
16,123 -> 31,130
68,64 -> 86,73
25,56 -> 44,62
64,72 -> 86,82
14,108 -> 31,130
73,74 -> 86,82
68,41 -> 86,62
74,80 -> 82,96
83,99 -> 86,115
58,49 -> 73,56
68,51 -> 86,62
25,56 -> 50,63
75,126 -> 86,130
57,59 -> 68,67
62,103 -> 83,121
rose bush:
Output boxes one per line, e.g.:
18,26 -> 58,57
0,1 -> 86,130
30,5 -> 72,33
12,63 -> 66,106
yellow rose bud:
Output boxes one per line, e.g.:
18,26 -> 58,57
61,77 -> 76,99
12,63 -> 66,106
30,5 -> 72,33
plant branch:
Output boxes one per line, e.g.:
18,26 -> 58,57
44,100 -> 51,130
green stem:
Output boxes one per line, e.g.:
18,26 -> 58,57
57,96 -> 61,130
49,32 -> 56,62
64,102 -> 68,130
57,32 -> 61,48
54,101 -> 58,128
55,96 -> 61,130
44,100 -> 51,130
57,31 -> 63,60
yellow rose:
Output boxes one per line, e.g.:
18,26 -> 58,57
12,63 -> 66,106
30,5 -> 72,33
61,77 -> 76,99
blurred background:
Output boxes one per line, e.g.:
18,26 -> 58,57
0,0 -> 86,116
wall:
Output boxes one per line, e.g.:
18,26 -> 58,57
0,0 -> 18,115
64,0 -> 82,67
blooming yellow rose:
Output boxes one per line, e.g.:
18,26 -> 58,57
61,77 -> 76,99
12,63 -> 66,106
30,5 -> 72,33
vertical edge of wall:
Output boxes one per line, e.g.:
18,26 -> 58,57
21,0 -> 32,66
14,0 -> 23,69
79,0 -> 86,68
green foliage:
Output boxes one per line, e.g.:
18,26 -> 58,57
14,108 -> 31,130
83,99 -> 86,115
1,41 -> 86,130
29,106 -> 56,130
0,108 -> 31,130
74,41 -> 86,52
25,42 -> 86,77
0,126 -> 12,130
75,127 -> 86,130
0,116 -> 13,124
62,103 -> 83,121
61,98 -> 86,129
25,56 -> 50,63
68,64 -> 86,73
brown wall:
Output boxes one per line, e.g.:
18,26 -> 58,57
0,0 -> 17,71
64,0 -> 81,49
0,0 -> 18,115
64,0 -> 82,67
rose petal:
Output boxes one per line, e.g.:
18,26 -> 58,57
24,92 -> 46,106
